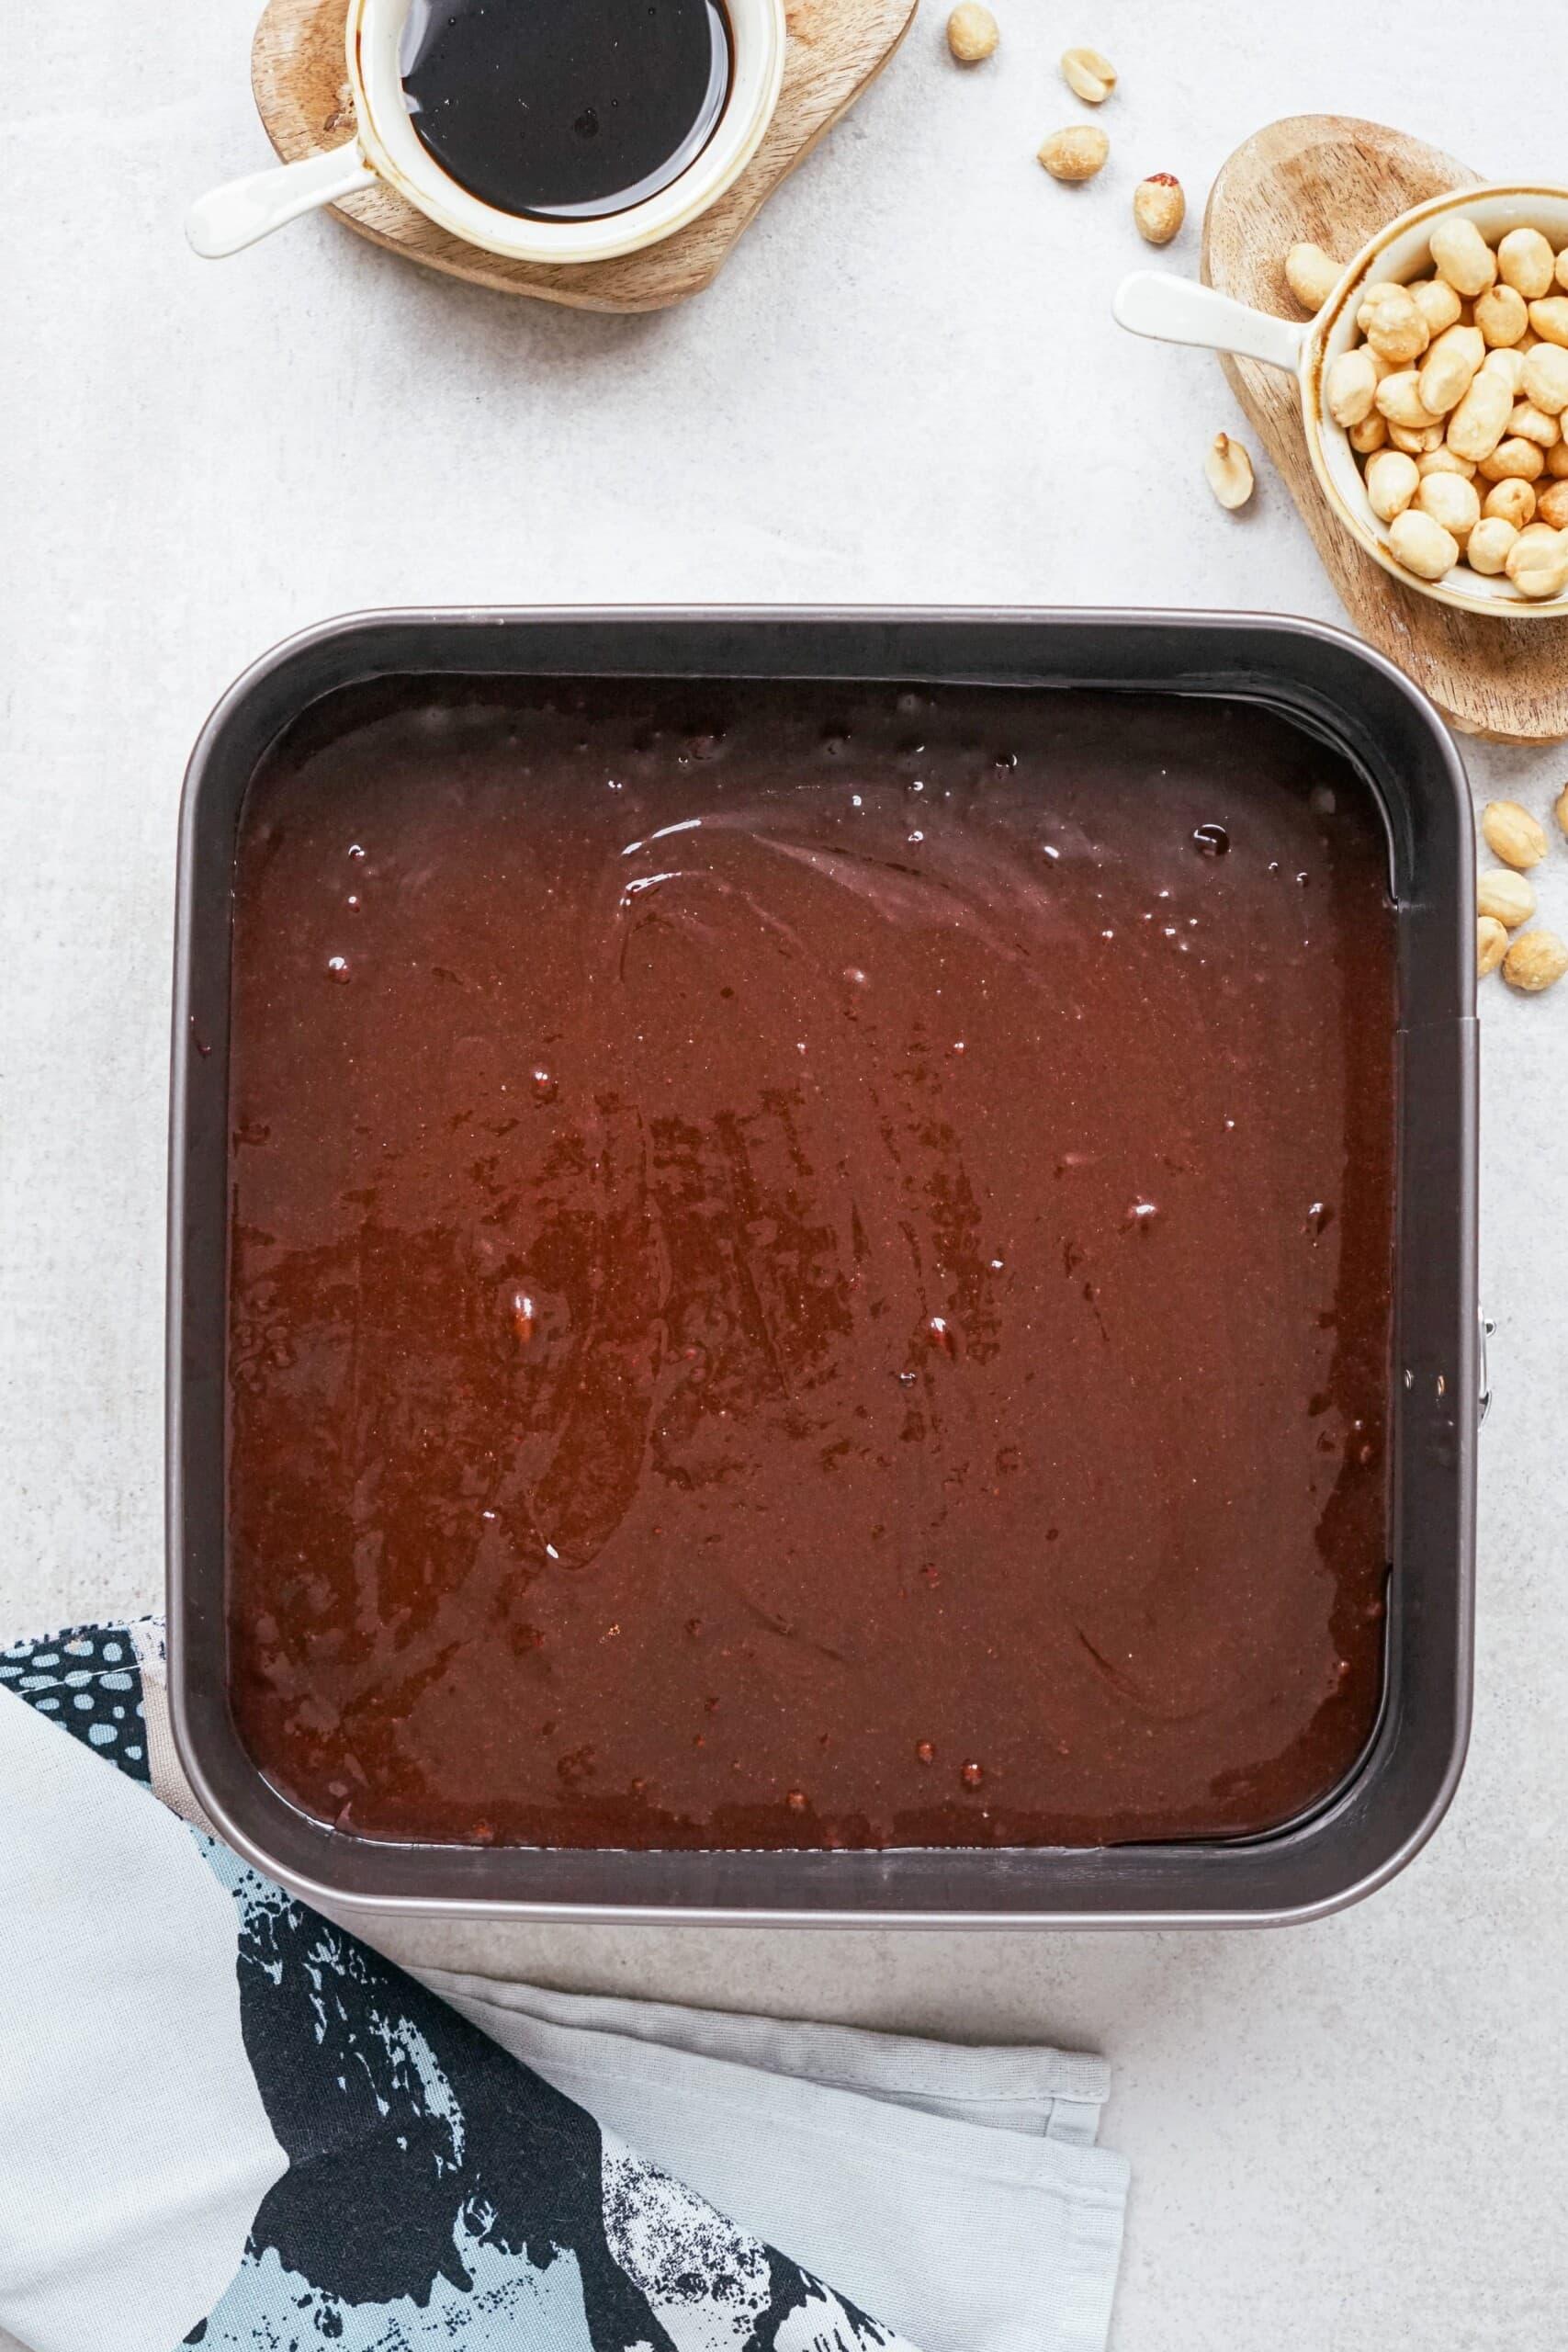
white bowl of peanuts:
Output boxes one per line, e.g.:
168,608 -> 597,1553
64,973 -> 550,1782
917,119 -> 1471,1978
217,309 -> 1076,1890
1114,186 -> 1568,618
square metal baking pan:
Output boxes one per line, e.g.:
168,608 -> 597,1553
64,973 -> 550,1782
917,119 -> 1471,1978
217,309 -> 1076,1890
168,607 -> 1477,1927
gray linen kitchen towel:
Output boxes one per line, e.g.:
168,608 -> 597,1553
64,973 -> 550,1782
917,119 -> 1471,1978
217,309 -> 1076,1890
1,1617 -> 1128,2352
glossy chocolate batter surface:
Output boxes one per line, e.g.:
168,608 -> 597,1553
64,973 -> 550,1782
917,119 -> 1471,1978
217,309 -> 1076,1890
227,679 -> 1396,1849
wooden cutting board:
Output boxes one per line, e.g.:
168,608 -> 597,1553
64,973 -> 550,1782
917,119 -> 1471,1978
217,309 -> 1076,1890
251,0 -> 917,312
1203,115 -> 1568,745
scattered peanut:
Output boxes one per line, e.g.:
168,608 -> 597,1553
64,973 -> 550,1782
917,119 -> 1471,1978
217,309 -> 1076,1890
1481,798 -> 1548,869
1555,781 -> 1568,839
1386,507 -> 1458,581
1477,867 -> 1536,929
1133,174 -> 1184,245
946,3 -> 998,61
1038,123 -> 1109,182
1285,243 -> 1339,312
1477,915 -> 1509,978
1060,45 -> 1116,103
1203,431 -> 1255,511
1503,929 -> 1568,993
1497,227 -> 1555,300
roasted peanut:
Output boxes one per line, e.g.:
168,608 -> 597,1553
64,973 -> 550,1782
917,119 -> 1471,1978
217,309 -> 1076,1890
1411,277 -> 1463,338
1417,323 -> 1483,414
946,4 -> 998,60
1482,345 -> 1528,395
1060,45 -> 1116,102
1325,347 -> 1379,427
1465,514 -> 1519,575
1388,421 -> 1445,456
1203,431 -> 1255,510
1364,448 -> 1420,521
1446,368 -> 1513,460
1133,175 -> 1185,245
1357,279 -> 1406,331
1387,506 -> 1458,581
1361,284 -> 1428,364
1477,915 -> 1509,977
1478,436 -> 1547,483
1477,867 -> 1536,928
1038,124 -> 1109,182
1507,400 -> 1562,448
1498,227 -> 1556,299
1474,283 -> 1529,347
1528,298 -> 1568,347
1416,470 -> 1480,543
1549,441 -> 1568,478
1503,930 -> 1568,993
1540,479 -> 1568,530
1481,799 -> 1548,869
1348,413 -> 1388,455
1418,446 -> 1476,478
1559,246 -> 1568,292
1430,215 -> 1496,299
1522,343 -> 1568,414
1483,477 -> 1537,528
1376,369 -> 1439,430
1285,243 -> 1339,311
1505,526 -> 1568,599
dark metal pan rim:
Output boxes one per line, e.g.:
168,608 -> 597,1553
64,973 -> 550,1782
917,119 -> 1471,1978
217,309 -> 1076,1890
169,605 -> 1477,1928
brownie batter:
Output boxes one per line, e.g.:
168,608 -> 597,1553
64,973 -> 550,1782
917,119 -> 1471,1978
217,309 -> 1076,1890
227,679 -> 1396,1849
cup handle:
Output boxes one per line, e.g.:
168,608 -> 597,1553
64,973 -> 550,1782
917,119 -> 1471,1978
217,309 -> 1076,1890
186,141 -> 377,258
1113,272 -> 1307,375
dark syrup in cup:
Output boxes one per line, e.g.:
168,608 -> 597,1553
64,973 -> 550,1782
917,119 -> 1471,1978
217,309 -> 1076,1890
400,0 -> 734,222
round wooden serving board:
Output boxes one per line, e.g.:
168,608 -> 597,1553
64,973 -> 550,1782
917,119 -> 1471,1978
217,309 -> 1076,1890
1203,115 -> 1568,745
251,0 -> 917,313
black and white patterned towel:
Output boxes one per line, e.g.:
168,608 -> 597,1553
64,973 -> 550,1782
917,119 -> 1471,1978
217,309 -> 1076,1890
0,1621 -> 1127,2352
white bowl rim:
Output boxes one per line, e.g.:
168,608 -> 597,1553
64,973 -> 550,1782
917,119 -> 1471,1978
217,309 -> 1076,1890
346,0 -> 788,266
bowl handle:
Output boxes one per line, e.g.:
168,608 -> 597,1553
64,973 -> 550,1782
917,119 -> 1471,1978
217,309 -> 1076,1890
186,141 -> 377,259
1113,272 -> 1307,375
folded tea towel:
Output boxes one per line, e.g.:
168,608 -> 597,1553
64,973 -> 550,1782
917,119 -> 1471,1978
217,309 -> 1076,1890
0,1620 -> 1128,2352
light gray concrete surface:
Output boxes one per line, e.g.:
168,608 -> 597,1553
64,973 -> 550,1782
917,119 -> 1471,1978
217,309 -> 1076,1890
4,5 -> 1565,2346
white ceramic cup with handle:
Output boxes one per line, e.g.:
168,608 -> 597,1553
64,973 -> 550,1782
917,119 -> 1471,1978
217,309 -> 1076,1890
1114,184 -> 1568,622
187,0 -> 788,267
